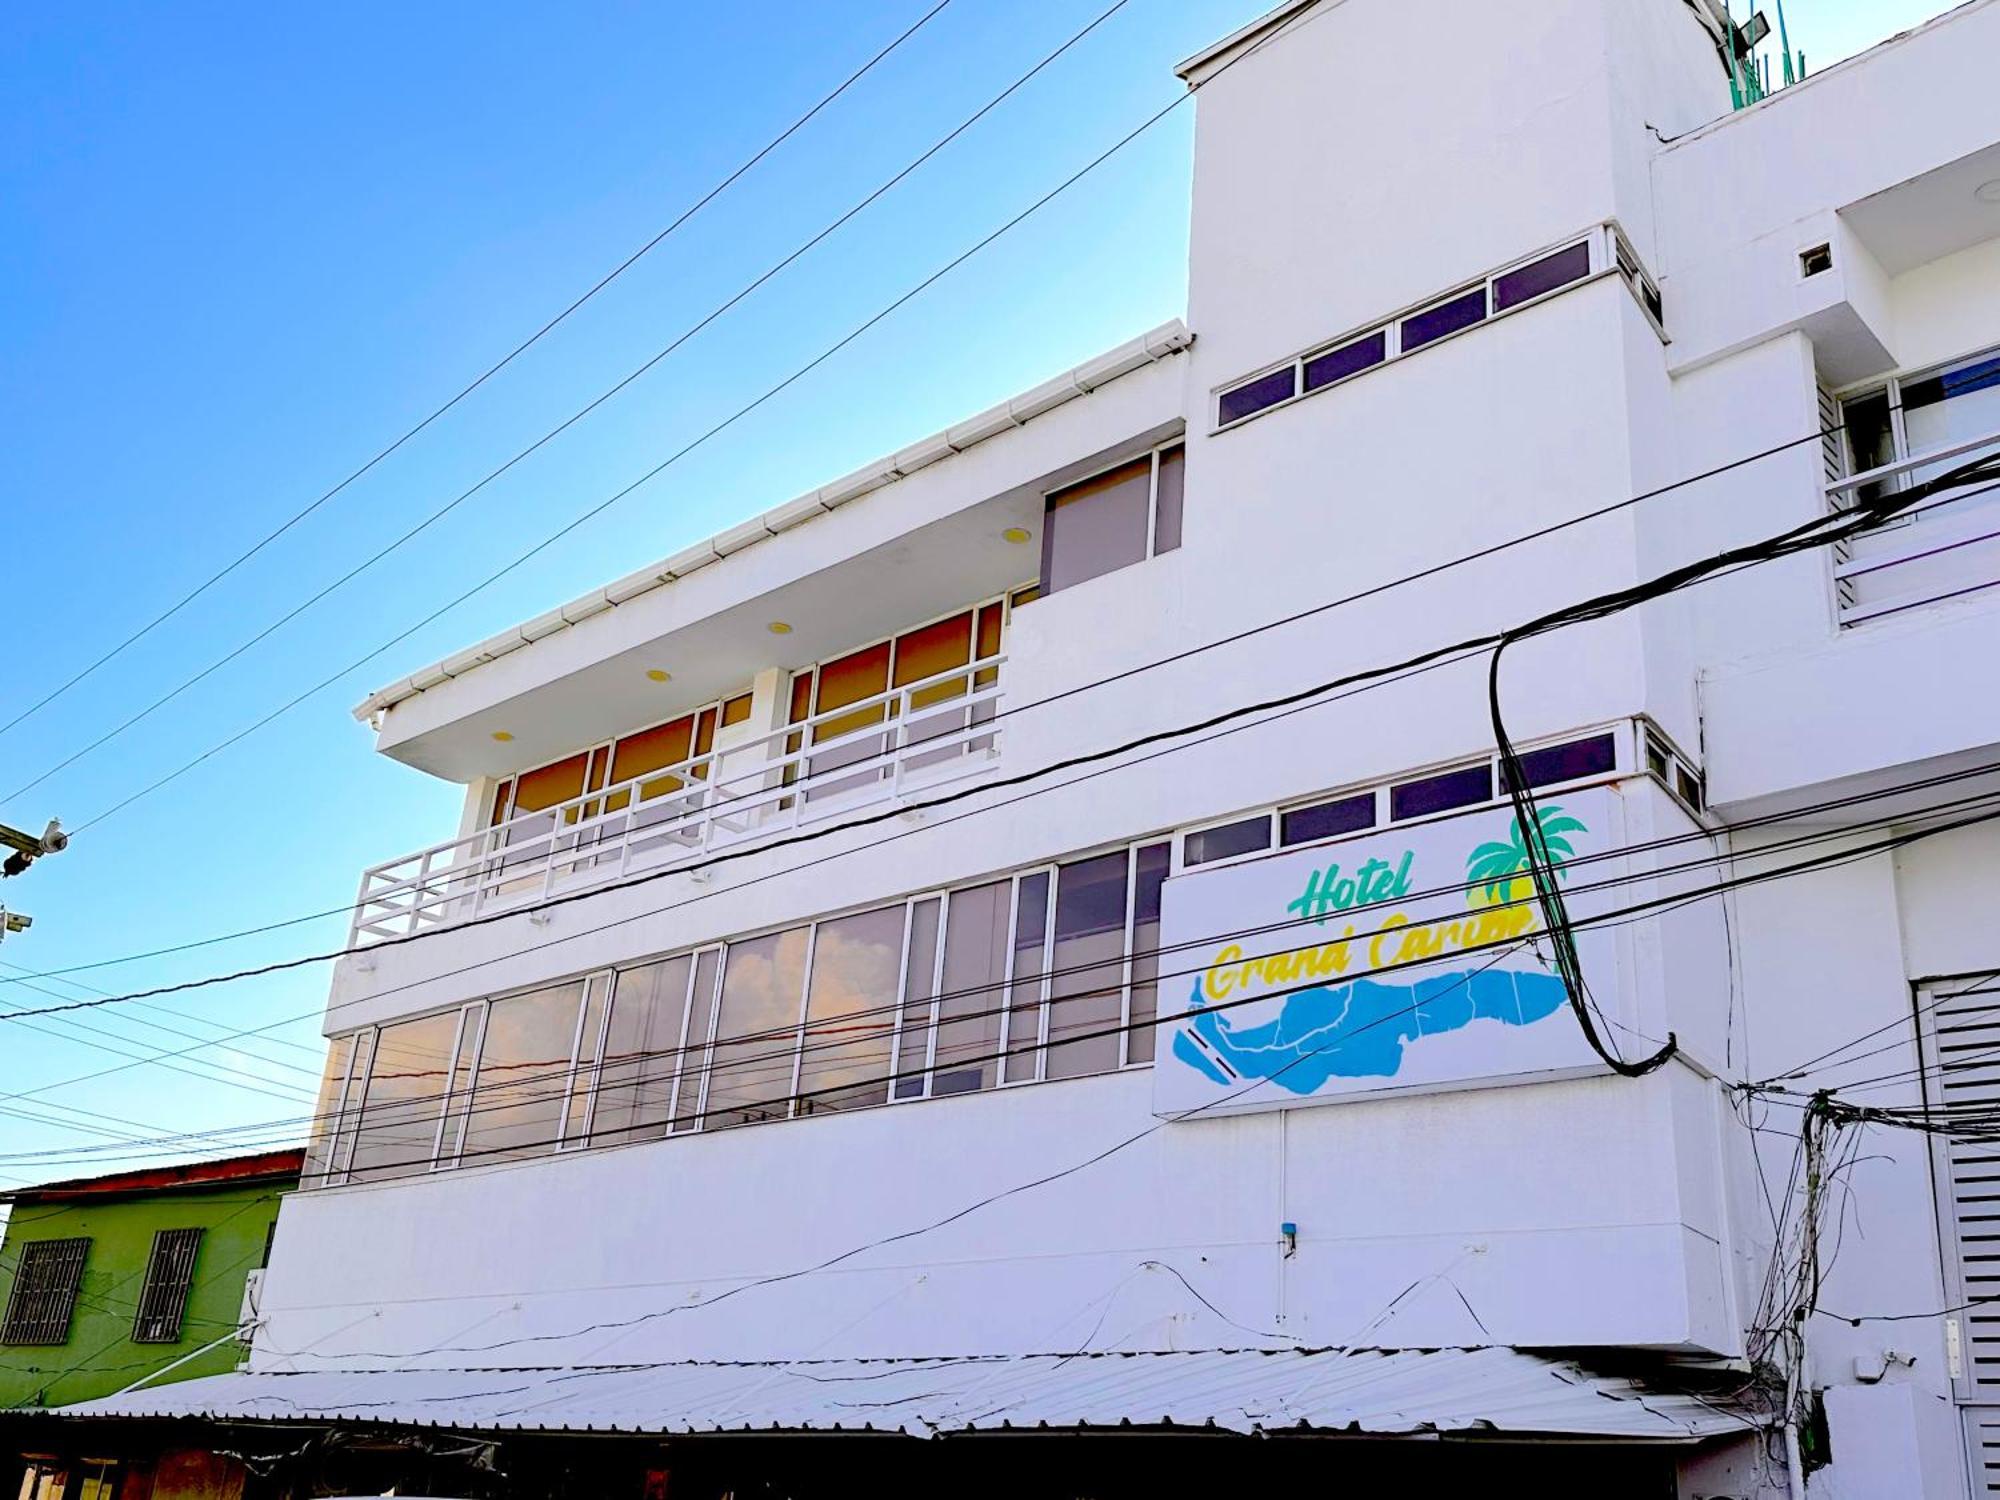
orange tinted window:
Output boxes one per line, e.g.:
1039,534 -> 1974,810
611,717 -> 695,784
813,642 -> 891,741
490,779 -> 514,827
511,754 -> 588,814
976,603 -> 1003,661
788,674 -> 813,725
721,693 -> 753,728
892,613 -> 971,686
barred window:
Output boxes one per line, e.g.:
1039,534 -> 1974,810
131,1227 -> 203,1344
2,1237 -> 91,1345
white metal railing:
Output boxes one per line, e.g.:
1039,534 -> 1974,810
348,655 -> 1007,946
1832,424 -> 2000,625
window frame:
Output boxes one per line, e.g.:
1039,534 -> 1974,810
131,1226 -> 204,1345
1211,223 -> 1657,433
1835,339 -> 2000,486
1170,720 -> 1662,876
2,1236 -> 91,1346
1032,440 -> 1186,599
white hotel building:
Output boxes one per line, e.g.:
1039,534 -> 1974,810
71,1 -> 2000,1494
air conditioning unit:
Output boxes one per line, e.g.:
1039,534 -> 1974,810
237,1268 -> 265,1339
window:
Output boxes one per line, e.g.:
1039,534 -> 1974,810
1280,792 -> 1376,846
302,1033 -> 358,1187
461,980 -> 597,1163
345,1011 -> 458,1183
1493,241 -> 1593,311
132,1228 -> 203,1344
1038,443 -> 1185,597
1400,286 -> 1487,351
2,1237 -> 90,1345
592,952 -> 702,1144
1303,330 -> 1387,392
795,905 -> 905,1114
1184,814 -> 1272,867
1218,367 -> 1296,424
703,928 -> 810,1127
1390,762 -> 1494,821
788,597 -> 1013,793
1799,242 -> 1833,278
1125,844 -> 1171,1065
1506,732 -> 1617,790
1045,852 -> 1131,1080
932,882 -> 1010,1096
1217,230 -> 1621,431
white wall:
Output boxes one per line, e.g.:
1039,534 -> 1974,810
285,4 -> 2000,1492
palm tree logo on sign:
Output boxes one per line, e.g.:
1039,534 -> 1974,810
1171,806 -> 1586,1096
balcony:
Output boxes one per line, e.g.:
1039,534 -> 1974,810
349,654 -> 1005,947
1833,421 -> 2000,625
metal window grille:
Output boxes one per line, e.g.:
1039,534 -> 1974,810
1,1237 -> 91,1345
130,1227 -> 203,1344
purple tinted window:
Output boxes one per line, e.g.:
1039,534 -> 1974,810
1303,331 -> 1387,392
1184,815 -> 1271,867
1400,288 -> 1487,351
1218,367 -> 1297,425
1280,793 -> 1376,847
1390,763 -> 1493,822
1492,242 -> 1592,312
1506,733 -> 1617,790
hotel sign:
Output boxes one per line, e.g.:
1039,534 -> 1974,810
1154,787 -> 1626,1118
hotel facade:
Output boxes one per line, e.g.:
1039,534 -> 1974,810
55,1 -> 2000,1494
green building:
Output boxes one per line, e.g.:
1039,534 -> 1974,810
0,1150 -> 301,1419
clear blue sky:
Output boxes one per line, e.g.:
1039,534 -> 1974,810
0,0 -> 1955,1189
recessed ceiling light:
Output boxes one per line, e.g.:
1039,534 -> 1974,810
645,668 -> 671,683
1002,527 -> 1032,544
767,621 -> 793,635
1976,179 -> 2000,206
491,730 -> 514,743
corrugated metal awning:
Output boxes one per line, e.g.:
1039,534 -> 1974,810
60,1347 -> 1765,1442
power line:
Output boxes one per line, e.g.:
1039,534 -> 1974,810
0,0 -> 957,747
2,0 -> 1137,814
18,459 -> 1996,1030
251,809 -> 2000,1367
0,418 -> 1845,995
9,785 -> 1994,1177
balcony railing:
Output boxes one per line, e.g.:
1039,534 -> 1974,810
1833,424 -> 2000,625
349,656 -> 1006,947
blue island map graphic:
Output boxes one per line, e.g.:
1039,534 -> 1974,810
1168,804 -> 1587,1097
1172,967 -> 1570,1092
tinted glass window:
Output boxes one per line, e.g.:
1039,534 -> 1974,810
1492,242 -> 1592,311
463,982 -> 586,1163
1153,445 -> 1185,554
594,955 -> 693,1144
347,1011 -> 458,1182
704,929 -> 809,1128
1303,330 -> 1387,392
1280,792 -> 1376,846
1004,872 -> 1051,1083
1184,815 -> 1271,866
1041,457 -> 1153,595
1390,763 -> 1494,821
1125,843 -> 1171,1065
796,905 -> 904,1115
1045,853 -> 1130,1081
1218,367 -> 1296,425
1507,733 -> 1617,790
933,882 -> 1009,1096
1401,288 -> 1487,351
